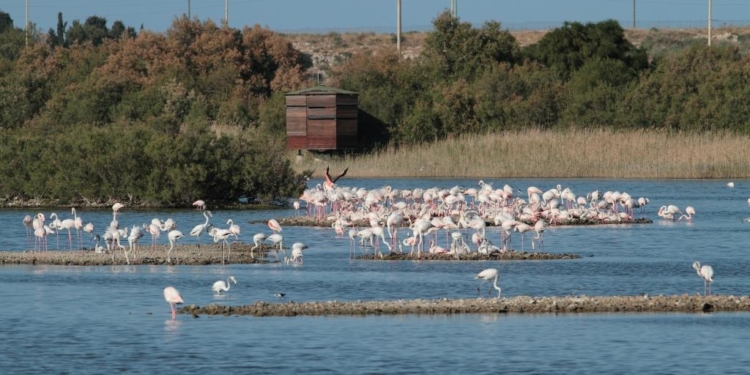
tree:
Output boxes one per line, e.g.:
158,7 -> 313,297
66,16 -> 109,46
423,11 -> 520,82
47,12 -> 67,48
0,10 -> 13,33
524,19 -> 649,80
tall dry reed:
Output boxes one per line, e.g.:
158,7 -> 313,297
291,129 -> 750,179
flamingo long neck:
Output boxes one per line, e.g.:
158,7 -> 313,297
492,275 -> 501,293
226,278 -> 232,291
203,212 -> 210,226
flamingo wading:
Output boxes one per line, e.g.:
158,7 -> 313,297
475,268 -> 502,299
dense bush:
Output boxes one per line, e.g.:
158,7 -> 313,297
0,11 -> 310,205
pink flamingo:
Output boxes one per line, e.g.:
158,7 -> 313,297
227,219 -> 241,242
23,214 -> 33,247
678,206 -> 696,222
163,286 -> 184,320
60,211 -> 75,251
192,199 -> 206,211
514,223 -> 532,252
144,223 -> 161,248
268,219 -> 282,234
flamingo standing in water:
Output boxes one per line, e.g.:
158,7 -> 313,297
210,227 -> 233,264
532,220 -> 546,250
190,210 -> 212,245
348,228 -> 358,258
693,261 -> 714,296
212,276 -> 237,294
23,215 -> 33,247
72,208 -> 83,250
128,225 -> 144,261
514,223 -> 533,251
266,233 -> 285,260
227,219 -> 241,242
192,199 -> 206,211
678,206 -> 696,222
111,203 -> 124,229
475,268 -> 502,298
386,211 -> 404,252
163,286 -> 184,320
251,233 -> 266,258
83,222 -> 95,248
167,230 -> 184,263
59,213 -> 75,251
49,213 -> 63,250
286,242 -> 306,264
268,219 -> 282,234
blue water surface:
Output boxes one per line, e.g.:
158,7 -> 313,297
1,178 -> 749,374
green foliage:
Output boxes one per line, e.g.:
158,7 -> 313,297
0,10 -> 13,33
423,12 -> 520,82
258,92 -> 287,135
0,17 -> 309,205
618,45 -> 750,132
562,58 -> 634,126
524,19 -> 648,80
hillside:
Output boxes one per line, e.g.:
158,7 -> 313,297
284,26 -> 750,75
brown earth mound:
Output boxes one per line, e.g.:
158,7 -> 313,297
181,294 -> 749,317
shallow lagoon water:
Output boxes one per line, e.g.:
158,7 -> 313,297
1,178 -> 749,373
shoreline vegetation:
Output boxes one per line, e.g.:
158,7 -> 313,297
293,129 -> 750,180
179,295 -> 747,317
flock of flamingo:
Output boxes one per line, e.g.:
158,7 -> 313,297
297,180 -> 658,259
17,179 -> 725,318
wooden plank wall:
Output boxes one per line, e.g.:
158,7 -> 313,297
286,107 -> 307,136
286,95 -> 307,107
286,93 -> 360,150
307,95 -> 336,108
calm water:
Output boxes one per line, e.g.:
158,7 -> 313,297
1,178 -> 749,374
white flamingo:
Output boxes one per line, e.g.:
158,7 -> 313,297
475,268 -> 502,299
190,210 -> 212,245
212,276 -> 237,294
167,230 -> 184,263
693,261 -> 714,296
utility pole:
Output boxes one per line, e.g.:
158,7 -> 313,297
225,0 -> 229,24
396,0 -> 401,53
188,0 -> 191,18
450,0 -> 457,17
633,0 -> 636,29
708,0 -> 713,47
25,0 -> 28,47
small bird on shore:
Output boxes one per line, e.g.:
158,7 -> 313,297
274,293 -> 286,298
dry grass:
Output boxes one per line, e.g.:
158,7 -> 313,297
291,129 -> 750,179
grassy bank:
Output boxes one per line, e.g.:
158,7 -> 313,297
292,129 -> 750,179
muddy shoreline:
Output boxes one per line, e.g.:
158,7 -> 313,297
0,243 -> 280,265
0,244 -> 579,265
180,295 -> 749,317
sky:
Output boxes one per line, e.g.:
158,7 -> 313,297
0,0 -> 748,34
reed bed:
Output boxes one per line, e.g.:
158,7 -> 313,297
292,129 -> 750,179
